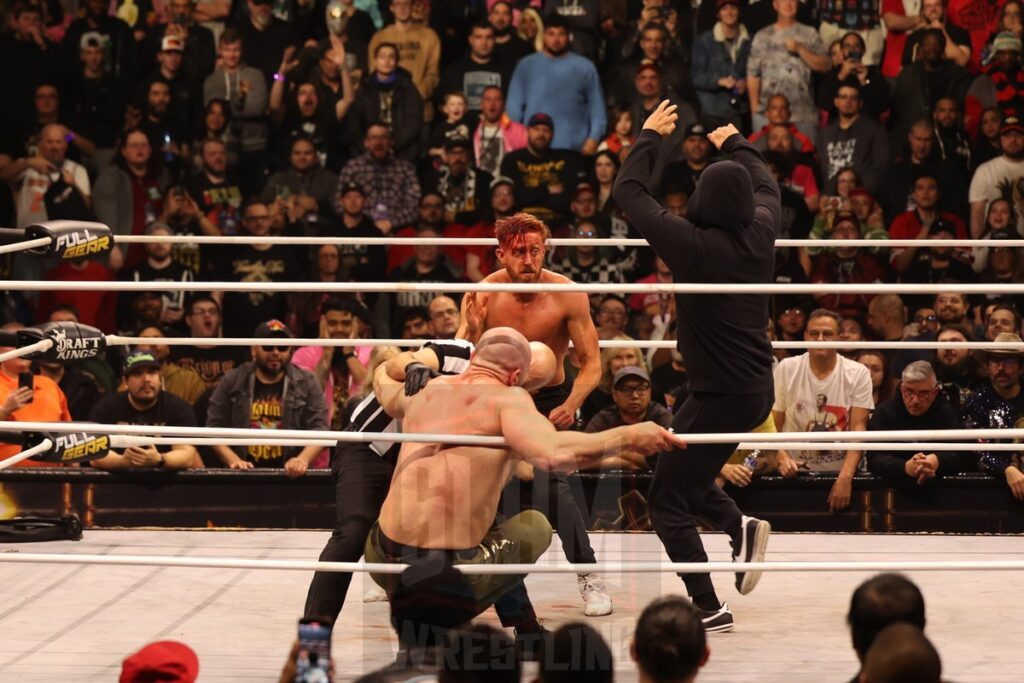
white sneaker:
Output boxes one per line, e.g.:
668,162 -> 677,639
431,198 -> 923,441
577,572 -> 613,616
363,584 -> 389,603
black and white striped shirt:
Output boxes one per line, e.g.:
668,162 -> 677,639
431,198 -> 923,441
346,339 -> 474,462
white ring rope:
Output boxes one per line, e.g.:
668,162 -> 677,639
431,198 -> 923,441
3,280 -> 1024,295
0,439 -> 53,471
0,553 -> 1021,575
103,337 -> 1024,351
4,421 -> 1024,448
108,235 -> 1024,248
93,435 -> 1024,453
0,337 -> 1015,365
0,237 -> 51,256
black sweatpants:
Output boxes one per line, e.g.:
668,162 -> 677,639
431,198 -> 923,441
648,390 -> 773,603
304,443 -> 540,627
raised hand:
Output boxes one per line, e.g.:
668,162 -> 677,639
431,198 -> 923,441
642,99 -> 678,137
707,124 -> 741,150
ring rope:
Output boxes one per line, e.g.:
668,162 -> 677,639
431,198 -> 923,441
4,421 -> 1023,448
58,434 -> 1024,452
106,235 -> 1022,248
3,280 -> 1023,294
0,553 -> 1021,575
0,439 -> 53,471
0,237 -> 51,256
0,338 -> 1014,364
102,337 -> 1024,351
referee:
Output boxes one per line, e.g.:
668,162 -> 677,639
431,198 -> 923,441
612,101 -> 779,632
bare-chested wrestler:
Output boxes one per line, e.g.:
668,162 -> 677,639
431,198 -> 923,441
303,332 -> 557,639
455,212 -> 612,615
364,327 -> 681,640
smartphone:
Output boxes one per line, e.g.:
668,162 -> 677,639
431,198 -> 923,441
18,372 -> 33,404
295,618 -> 332,683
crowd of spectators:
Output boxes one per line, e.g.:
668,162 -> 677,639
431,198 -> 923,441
0,0 -> 1024,504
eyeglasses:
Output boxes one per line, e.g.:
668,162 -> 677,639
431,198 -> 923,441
782,308 -> 805,316
576,230 -> 596,238
900,384 -> 937,401
914,315 -> 938,324
614,383 -> 651,396
989,356 -> 1021,367
261,346 -> 289,352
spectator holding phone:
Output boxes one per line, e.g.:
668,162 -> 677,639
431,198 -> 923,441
0,323 -> 72,466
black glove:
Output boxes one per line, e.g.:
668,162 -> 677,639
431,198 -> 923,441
404,362 -> 439,396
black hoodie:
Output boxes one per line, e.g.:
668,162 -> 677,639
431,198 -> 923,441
613,130 -> 779,394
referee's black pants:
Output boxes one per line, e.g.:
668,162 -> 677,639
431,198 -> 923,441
648,390 -> 773,603
304,443 -> 540,628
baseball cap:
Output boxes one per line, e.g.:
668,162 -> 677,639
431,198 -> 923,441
527,112 -> 554,130
684,123 -> 707,140
490,175 -> 514,191
636,61 -> 660,77
340,181 -> 364,196
993,31 -> 1023,53
120,640 -> 198,683
612,365 -> 650,388
832,210 -> 860,230
254,319 -> 293,339
123,351 -> 161,375
443,136 -> 473,151
928,218 -> 955,236
1002,116 -> 1024,135
161,35 -> 185,52
572,182 -> 596,200
80,31 -> 104,49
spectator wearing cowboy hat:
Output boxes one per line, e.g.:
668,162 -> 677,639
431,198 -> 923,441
965,332 -> 1024,500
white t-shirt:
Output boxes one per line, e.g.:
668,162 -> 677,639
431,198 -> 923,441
773,353 -> 874,471
968,156 -> 1024,206
16,160 -> 91,228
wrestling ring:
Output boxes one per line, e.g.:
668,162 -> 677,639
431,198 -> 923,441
0,226 -> 1020,681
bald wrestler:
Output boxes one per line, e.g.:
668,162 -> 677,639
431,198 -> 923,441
364,327 -> 681,636
303,334 -> 556,632
456,211 -> 612,616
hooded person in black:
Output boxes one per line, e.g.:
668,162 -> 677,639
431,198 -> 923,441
612,102 -> 779,632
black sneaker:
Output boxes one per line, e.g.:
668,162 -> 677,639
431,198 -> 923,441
514,623 -> 549,662
697,602 -> 734,633
732,515 -> 771,595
